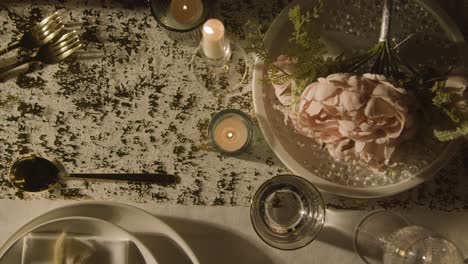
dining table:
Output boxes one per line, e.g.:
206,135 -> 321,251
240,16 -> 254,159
0,0 -> 467,263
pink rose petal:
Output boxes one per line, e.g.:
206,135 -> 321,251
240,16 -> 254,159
315,78 -> 338,100
305,101 -> 323,116
340,91 -> 363,111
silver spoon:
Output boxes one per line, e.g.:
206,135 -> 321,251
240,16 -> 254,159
9,155 -> 178,193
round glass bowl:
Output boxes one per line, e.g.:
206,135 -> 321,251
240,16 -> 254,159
252,0 -> 464,198
208,109 -> 255,156
250,175 -> 326,250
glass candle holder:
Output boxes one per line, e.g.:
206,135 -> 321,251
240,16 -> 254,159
190,19 -> 248,89
208,109 -> 254,156
148,0 -> 209,45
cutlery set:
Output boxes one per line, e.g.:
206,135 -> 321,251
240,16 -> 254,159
0,12 -> 82,75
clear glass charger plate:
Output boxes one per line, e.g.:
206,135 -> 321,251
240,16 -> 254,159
252,0 -> 467,198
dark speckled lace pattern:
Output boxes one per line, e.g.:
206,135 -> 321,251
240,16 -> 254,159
0,0 -> 467,210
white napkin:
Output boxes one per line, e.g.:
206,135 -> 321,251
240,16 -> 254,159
21,233 -> 130,264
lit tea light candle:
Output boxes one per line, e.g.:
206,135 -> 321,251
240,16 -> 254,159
169,0 -> 203,26
214,117 -> 248,152
201,19 -> 227,60
209,110 -> 254,155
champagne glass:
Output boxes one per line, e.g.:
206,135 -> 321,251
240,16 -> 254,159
250,175 -> 325,250
354,211 -> 464,264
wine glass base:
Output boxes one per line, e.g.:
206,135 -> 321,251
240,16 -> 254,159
190,41 -> 249,91
354,211 -> 410,264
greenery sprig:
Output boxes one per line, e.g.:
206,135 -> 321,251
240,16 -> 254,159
247,1 -> 343,107
431,80 -> 460,123
434,121 -> 468,141
429,79 -> 468,141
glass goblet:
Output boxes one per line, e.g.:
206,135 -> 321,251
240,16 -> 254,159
354,211 -> 464,264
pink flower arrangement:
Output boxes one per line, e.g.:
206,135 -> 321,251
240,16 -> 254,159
273,60 -> 417,167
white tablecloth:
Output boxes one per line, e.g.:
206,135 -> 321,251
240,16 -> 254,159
0,200 -> 467,264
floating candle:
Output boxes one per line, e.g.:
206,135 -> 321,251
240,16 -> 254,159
201,19 -> 226,60
209,110 -> 254,155
169,0 -> 203,26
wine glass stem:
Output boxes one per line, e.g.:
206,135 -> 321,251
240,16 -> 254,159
379,0 -> 393,42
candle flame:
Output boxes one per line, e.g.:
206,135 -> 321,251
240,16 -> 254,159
182,5 -> 188,10
203,25 -> 214,35
227,132 -> 234,139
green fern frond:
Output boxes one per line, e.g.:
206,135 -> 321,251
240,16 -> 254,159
431,81 -> 452,106
431,80 -> 461,123
434,121 -> 468,141
288,0 -> 324,50
247,2 -> 341,108
288,5 -> 312,49
268,68 -> 291,85
246,23 -> 270,63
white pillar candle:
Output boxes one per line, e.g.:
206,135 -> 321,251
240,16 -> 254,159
169,0 -> 203,26
213,116 -> 249,152
201,19 -> 226,60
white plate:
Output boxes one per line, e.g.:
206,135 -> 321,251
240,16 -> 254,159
0,202 -> 200,264
252,0 -> 466,198
1,216 -> 157,264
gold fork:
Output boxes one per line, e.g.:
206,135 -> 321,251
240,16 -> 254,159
0,30 -> 82,75
0,12 -> 64,56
